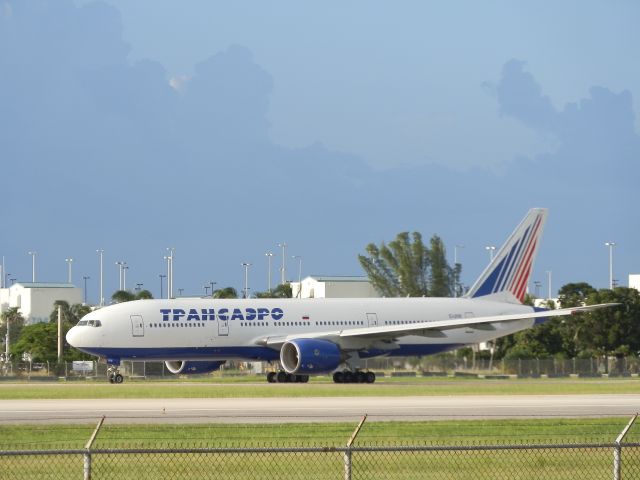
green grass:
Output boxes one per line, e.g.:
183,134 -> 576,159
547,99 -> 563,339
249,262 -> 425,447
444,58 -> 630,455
0,376 -> 639,399
2,419 -> 639,480
0,417 -> 635,450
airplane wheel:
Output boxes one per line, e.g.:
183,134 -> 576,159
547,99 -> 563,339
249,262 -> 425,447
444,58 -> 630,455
267,372 -> 276,383
356,371 -> 366,383
365,372 -> 376,384
333,371 -> 344,383
114,374 -> 124,384
343,371 -> 354,383
108,375 -> 115,384
276,371 -> 287,383
286,373 -> 295,383
300,375 -> 310,383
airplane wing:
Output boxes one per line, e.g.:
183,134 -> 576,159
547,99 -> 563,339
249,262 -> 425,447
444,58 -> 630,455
260,303 -> 618,348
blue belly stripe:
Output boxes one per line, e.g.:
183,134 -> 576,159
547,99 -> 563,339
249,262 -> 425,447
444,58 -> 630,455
78,344 -> 464,362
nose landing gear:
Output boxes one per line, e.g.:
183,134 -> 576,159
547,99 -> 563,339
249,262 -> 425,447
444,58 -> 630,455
107,365 -> 124,384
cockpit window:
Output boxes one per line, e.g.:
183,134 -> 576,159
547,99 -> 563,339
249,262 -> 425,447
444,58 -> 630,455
77,320 -> 88,326
86,320 -> 102,327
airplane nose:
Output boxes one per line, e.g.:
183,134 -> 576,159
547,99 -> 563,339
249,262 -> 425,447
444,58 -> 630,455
66,326 -> 80,347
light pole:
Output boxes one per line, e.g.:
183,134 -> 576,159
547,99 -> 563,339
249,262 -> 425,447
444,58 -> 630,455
546,271 -> 552,299
210,281 -> 216,297
27,251 -> 37,282
534,281 -> 541,298
136,283 -> 143,292
82,276 -> 90,304
241,262 -> 252,299
96,249 -> 104,306
166,247 -> 175,299
1,255 -> 5,288
115,261 -> 125,291
277,243 -> 287,285
454,245 -> 464,266
484,245 -> 496,262
265,252 -> 274,293
292,255 -> 302,298
65,258 -> 74,284
605,242 -> 616,290
159,274 -> 166,299
123,264 -> 129,290
204,285 -> 210,296
178,288 -> 184,296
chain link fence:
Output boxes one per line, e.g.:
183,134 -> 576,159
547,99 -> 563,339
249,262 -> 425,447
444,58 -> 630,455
2,355 -> 640,381
2,443 -> 640,479
1,416 -> 638,479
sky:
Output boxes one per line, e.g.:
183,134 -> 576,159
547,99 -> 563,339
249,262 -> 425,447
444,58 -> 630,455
0,0 -> 638,302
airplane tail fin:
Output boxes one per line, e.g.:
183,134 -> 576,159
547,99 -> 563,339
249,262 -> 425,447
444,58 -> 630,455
465,208 -> 548,304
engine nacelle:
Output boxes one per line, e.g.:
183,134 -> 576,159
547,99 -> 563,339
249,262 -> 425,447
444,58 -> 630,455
165,360 -> 225,375
280,338 -> 341,374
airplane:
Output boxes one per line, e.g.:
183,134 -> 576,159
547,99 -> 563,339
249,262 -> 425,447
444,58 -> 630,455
66,208 -> 615,384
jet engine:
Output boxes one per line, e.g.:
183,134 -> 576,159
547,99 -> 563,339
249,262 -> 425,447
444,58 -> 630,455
280,338 -> 341,374
165,360 -> 226,375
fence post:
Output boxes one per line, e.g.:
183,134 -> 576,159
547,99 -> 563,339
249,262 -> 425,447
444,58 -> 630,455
613,414 -> 637,480
84,416 -> 105,480
345,415 -> 367,480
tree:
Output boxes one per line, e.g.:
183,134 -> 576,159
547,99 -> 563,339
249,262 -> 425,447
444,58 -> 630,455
576,287 -> 640,356
12,322 -> 57,363
13,318 -> 89,363
111,290 -> 154,303
429,235 -> 452,297
254,284 -> 292,298
49,301 -> 91,324
213,287 -> 238,299
0,307 -> 25,357
358,232 -> 455,297
558,282 -> 597,308
136,289 -> 153,299
495,283 -> 640,360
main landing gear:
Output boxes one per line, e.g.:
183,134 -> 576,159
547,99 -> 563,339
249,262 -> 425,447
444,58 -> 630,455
333,370 -> 376,384
107,365 -> 124,384
267,371 -> 310,383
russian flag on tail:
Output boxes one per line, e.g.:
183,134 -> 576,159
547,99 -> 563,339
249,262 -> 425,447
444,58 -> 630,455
465,208 -> 548,304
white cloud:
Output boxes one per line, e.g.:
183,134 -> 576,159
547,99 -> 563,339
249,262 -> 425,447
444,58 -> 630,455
169,75 -> 191,93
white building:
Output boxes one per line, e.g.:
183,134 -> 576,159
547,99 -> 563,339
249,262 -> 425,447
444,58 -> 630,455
0,282 -> 82,325
290,275 -> 379,299
630,274 -> 640,292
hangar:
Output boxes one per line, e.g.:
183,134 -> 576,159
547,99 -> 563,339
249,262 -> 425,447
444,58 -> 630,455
0,282 -> 82,325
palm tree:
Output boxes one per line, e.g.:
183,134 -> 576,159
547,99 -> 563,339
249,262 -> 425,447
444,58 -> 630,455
111,290 -> 136,303
212,287 -> 238,299
359,232 -> 455,297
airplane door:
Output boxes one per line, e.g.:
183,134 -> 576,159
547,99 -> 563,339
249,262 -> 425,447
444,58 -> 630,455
131,315 -> 144,337
366,313 -> 378,327
218,314 -> 229,336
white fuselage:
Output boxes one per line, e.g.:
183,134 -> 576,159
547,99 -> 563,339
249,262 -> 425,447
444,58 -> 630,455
67,297 -> 535,363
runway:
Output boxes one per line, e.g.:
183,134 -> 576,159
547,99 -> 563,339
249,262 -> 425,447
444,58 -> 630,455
1,394 -> 639,424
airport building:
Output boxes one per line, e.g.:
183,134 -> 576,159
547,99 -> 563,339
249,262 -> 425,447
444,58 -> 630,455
290,275 -> 379,299
630,274 -> 640,292
0,282 -> 82,325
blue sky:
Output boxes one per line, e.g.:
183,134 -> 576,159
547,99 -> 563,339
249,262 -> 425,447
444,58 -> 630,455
1,1 -> 638,301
